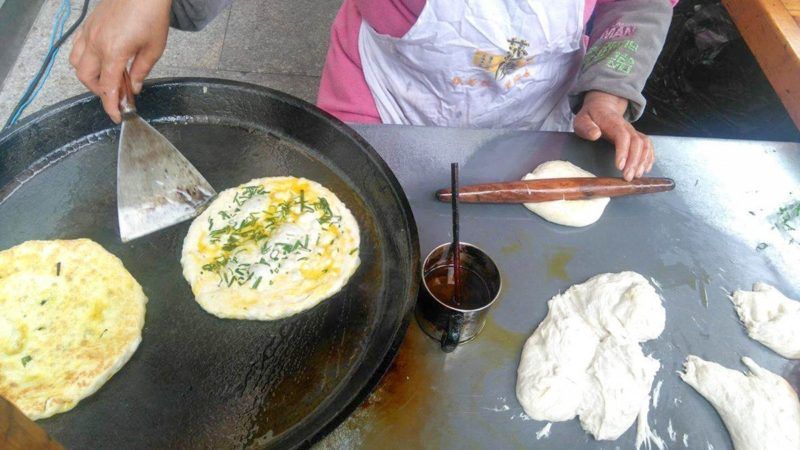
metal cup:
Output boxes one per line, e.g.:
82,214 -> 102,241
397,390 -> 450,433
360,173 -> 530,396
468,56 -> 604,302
415,242 -> 501,352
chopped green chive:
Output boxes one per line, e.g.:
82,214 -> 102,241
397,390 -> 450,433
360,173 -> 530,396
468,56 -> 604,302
203,190 -> 348,288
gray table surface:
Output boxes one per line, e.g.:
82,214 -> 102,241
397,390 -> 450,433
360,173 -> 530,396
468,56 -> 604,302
319,125 -> 800,450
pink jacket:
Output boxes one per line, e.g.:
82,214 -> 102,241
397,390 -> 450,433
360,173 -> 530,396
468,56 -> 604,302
317,0 -> 676,124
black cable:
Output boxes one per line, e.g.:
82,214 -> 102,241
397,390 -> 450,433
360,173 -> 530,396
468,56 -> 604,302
3,0 -> 91,130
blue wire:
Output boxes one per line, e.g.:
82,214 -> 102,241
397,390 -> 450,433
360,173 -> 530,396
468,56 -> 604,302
3,0 -> 89,130
7,0 -> 72,125
9,0 -> 70,123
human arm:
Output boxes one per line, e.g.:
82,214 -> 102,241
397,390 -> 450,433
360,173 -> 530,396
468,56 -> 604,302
571,0 -> 675,180
69,0 -> 231,123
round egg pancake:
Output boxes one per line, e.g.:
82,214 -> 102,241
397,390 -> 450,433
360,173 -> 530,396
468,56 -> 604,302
0,239 -> 146,420
181,177 -> 361,320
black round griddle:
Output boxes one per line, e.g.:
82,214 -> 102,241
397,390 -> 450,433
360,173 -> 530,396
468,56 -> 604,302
0,79 -> 420,449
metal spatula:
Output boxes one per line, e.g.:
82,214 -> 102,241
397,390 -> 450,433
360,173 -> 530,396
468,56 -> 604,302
116,71 -> 216,242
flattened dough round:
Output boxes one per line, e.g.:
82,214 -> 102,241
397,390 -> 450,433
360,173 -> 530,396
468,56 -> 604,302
0,239 -> 146,419
181,177 -> 361,320
522,160 -> 610,227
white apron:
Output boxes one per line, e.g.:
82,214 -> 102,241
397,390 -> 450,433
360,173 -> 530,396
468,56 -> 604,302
358,0 -> 585,131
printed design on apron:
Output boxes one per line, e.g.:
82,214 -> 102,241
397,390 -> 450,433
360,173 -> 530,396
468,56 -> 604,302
358,0 -> 585,131
461,38 -> 535,91
582,22 -> 640,75
473,38 -> 534,80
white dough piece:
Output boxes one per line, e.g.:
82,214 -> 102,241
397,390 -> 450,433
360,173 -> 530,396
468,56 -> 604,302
731,283 -> 800,359
516,272 -> 665,441
522,160 -> 610,227
680,355 -> 800,450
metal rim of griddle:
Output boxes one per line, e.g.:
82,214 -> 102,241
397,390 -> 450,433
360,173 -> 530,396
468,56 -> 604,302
0,78 -> 421,449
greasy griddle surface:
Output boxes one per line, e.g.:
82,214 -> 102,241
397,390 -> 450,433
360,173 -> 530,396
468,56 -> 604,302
0,80 -> 418,449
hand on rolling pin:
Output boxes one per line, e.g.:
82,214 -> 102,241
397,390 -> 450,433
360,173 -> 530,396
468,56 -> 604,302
573,90 -> 655,181
69,0 -> 172,123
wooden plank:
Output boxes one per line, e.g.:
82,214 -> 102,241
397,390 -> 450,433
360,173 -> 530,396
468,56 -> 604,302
0,396 -> 63,450
723,0 -> 800,129
783,0 -> 800,25
783,0 -> 800,15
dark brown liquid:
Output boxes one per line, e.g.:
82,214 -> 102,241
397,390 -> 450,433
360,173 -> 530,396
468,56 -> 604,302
424,265 -> 491,309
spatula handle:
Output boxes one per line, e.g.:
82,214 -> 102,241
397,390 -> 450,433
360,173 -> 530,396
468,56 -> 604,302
119,70 -> 136,115
436,177 -> 675,203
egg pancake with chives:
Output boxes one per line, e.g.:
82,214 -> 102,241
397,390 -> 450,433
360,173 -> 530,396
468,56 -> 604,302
0,239 -> 146,419
181,177 -> 361,320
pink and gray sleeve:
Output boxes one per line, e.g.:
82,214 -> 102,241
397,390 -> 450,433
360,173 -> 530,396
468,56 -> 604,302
569,0 -> 678,121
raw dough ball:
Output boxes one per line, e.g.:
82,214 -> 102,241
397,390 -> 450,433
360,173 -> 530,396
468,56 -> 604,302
522,160 -> 610,227
680,355 -> 800,450
516,272 -> 665,441
731,283 -> 800,359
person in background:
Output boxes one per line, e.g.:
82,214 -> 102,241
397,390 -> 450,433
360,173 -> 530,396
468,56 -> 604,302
70,0 -> 676,180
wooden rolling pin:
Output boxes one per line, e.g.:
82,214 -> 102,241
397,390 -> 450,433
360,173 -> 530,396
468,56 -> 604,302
436,177 -> 675,203
0,396 -> 63,450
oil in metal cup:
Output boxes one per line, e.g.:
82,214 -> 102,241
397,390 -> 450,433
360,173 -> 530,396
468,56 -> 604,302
415,242 -> 501,352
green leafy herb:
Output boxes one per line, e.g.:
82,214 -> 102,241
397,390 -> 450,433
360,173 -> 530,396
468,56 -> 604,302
776,200 -> 800,231
36,326 -> 45,331
233,185 -> 268,206
202,189 -> 344,290
315,197 -> 335,224
100,329 -> 108,338
56,262 -> 61,276
202,255 -> 230,273
40,300 -> 47,306
297,190 -> 314,213
21,355 -> 32,367
349,247 -> 359,255
299,189 -> 305,212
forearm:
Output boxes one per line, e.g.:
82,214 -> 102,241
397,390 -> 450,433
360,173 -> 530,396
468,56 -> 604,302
570,0 -> 674,121
170,0 -> 233,31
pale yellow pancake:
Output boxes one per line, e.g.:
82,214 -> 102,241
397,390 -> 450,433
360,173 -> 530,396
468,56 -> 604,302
0,239 -> 146,419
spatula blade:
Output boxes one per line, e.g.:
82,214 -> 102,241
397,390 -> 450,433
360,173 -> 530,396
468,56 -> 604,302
117,115 -> 216,243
